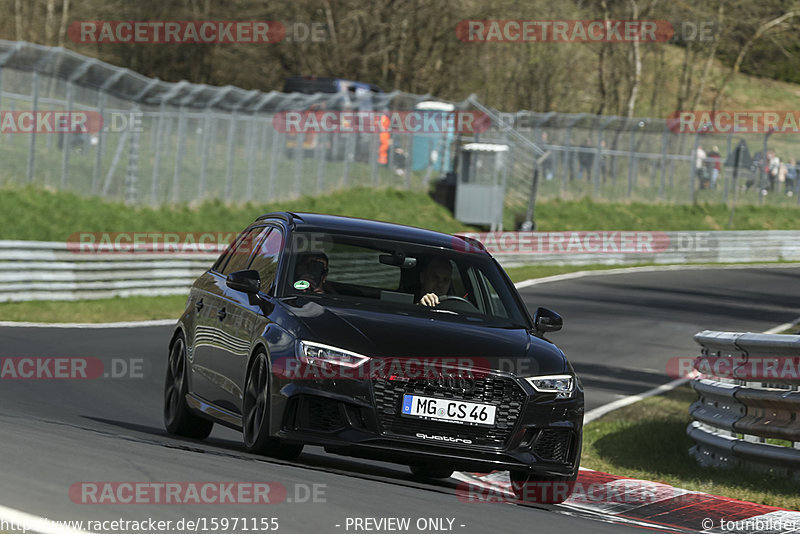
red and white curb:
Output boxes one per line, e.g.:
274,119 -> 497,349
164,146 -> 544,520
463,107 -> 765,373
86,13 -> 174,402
453,468 -> 800,533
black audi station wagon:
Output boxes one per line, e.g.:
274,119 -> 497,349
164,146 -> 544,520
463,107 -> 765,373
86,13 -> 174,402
163,212 -> 583,503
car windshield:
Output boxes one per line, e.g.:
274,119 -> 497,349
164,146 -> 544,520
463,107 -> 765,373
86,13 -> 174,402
279,230 -> 529,327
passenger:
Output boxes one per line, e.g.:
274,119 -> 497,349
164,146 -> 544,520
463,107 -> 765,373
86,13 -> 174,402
416,257 -> 452,307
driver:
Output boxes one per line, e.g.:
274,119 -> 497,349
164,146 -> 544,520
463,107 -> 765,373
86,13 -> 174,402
416,257 -> 452,307
295,252 -> 330,294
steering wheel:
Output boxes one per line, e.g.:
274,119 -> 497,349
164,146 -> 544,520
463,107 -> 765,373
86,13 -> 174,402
435,295 -> 478,312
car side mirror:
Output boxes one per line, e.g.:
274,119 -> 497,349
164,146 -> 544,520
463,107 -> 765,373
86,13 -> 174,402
226,269 -> 261,294
534,307 -> 562,334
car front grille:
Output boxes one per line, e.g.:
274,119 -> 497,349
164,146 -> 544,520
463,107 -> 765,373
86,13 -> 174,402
532,428 -> 574,463
372,373 -> 527,448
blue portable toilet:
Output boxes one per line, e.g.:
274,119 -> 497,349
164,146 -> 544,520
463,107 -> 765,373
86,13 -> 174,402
411,101 -> 455,173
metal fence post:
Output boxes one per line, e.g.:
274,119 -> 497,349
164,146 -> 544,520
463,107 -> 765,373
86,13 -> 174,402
225,110 -> 239,201
60,59 -> 96,190
0,43 -> 23,110
172,105 -> 187,203
690,131 -> 701,203
150,103 -> 166,204
723,133 -> 733,204
245,115 -> 258,199
27,49 -> 57,183
91,69 -> 127,195
268,117 -> 280,200
595,118 -> 613,198
627,121 -> 639,198
125,105 -> 141,204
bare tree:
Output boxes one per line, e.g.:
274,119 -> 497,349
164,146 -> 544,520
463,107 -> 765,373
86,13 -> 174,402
57,0 -> 71,47
712,9 -> 800,110
45,0 -> 56,45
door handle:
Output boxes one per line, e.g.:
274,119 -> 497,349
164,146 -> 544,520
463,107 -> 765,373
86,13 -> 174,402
217,307 -> 227,320
195,298 -> 204,312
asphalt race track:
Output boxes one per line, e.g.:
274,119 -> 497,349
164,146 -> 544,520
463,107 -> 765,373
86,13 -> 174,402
0,265 -> 798,534
522,265 -> 800,410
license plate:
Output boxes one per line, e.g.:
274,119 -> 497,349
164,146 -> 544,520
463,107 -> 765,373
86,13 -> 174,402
401,394 -> 496,426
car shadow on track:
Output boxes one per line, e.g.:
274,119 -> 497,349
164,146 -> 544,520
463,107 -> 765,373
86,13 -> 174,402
81,415 -> 461,493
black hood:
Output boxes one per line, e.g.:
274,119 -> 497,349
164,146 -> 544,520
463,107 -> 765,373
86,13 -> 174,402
277,297 -> 568,377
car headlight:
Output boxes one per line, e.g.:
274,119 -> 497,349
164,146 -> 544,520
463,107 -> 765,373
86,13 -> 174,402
524,374 -> 575,399
297,341 -> 370,368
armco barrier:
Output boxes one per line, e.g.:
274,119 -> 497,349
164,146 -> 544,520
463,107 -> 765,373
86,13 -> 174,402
0,241 -> 220,302
688,330 -> 800,481
0,230 -> 799,302
490,230 -> 800,267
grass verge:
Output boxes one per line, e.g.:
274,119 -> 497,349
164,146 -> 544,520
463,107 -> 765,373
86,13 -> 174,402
581,385 -> 800,509
2,186 -> 800,242
0,295 -> 187,323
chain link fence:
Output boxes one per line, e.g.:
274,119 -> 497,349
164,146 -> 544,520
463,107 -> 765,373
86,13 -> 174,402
1,40 -> 797,218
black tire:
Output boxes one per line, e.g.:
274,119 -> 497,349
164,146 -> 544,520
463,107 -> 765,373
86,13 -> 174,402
409,465 -> 454,480
509,470 -> 578,505
242,351 -> 304,460
163,333 -> 214,439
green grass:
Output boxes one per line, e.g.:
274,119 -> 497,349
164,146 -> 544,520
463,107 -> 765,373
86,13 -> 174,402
0,185 -> 473,241
504,196 -> 800,232
0,295 -> 188,323
582,385 -> 800,509
1,186 -> 800,243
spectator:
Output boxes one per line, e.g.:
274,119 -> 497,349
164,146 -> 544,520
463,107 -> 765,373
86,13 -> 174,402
695,144 -> 707,187
748,150 -> 764,191
539,132 -> 554,180
786,158 -> 797,196
767,150 -> 780,193
707,146 -> 722,189
577,139 -> 594,182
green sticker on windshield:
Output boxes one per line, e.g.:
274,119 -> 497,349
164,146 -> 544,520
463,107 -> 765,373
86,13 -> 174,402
294,280 -> 310,290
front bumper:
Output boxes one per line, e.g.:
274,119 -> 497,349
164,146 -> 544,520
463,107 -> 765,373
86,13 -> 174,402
274,371 -> 584,476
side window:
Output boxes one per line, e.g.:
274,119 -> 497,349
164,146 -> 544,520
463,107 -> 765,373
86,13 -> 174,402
249,229 -> 284,293
475,268 -> 509,319
219,228 -> 265,276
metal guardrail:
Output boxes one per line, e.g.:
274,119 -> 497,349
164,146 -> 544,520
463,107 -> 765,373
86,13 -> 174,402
688,330 -> 800,482
0,241 -> 219,301
1,233 -> 799,302
473,230 -> 800,267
